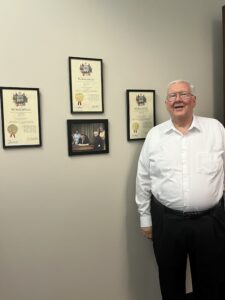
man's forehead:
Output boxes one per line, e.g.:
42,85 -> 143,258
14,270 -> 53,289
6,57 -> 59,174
168,82 -> 191,93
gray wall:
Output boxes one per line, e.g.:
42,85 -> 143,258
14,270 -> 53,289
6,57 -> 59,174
0,0 -> 224,299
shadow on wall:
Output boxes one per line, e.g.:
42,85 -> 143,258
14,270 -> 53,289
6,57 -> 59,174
125,144 -> 161,300
212,19 -> 224,123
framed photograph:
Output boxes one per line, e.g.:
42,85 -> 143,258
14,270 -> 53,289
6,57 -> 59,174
127,89 -> 155,141
69,57 -> 104,113
0,87 -> 42,148
67,119 -> 109,156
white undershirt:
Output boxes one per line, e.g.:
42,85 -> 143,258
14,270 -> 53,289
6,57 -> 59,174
136,115 -> 225,227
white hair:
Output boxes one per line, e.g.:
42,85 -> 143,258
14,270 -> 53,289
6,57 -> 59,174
167,80 -> 195,95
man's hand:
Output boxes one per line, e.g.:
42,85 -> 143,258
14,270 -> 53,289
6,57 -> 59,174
141,226 -> 152,239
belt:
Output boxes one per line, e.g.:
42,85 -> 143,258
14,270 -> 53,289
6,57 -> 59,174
151,196 -> 223,219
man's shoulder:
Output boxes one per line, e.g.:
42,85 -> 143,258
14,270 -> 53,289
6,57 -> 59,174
195,115 -> 223,127
143,120 -> 170,146
194,116 -> 225,137
147,120 -> 170,135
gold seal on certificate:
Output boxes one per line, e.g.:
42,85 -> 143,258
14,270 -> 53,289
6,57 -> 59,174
0,87 -> 42,148
75,92 -> 84,106
127,90 -> 155,141
7,124 -> 18,138
69,57 -> 104,113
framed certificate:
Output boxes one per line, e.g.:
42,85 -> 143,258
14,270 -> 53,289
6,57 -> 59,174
69,57 -> 104,113
0,87 -> 42,148
127,89 -> 155,141
67,119 -> 109,156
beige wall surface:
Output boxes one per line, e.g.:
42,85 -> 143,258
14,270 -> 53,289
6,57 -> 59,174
0,0 -> 224,299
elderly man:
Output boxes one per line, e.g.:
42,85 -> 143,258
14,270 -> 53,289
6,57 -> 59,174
136,80 -> 225,300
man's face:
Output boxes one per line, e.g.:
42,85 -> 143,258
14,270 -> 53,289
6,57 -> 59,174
165,82 -> 196,121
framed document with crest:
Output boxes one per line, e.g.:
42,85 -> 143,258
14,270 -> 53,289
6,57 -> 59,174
69,57 -> 104,113
0,87 -> 42,148
127,89 -> 155,141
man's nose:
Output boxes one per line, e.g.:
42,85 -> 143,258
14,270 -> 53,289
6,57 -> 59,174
175,92 -> 182,100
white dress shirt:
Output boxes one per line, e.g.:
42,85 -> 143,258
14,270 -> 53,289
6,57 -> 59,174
136,115 -> 225,227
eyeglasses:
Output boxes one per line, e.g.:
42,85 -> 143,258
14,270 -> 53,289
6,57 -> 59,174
167,91 -> 193,102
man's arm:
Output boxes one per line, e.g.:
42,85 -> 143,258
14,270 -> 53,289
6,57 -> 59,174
135,135 -> 152,233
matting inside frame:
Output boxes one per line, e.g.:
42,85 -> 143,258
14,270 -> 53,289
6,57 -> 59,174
2,89 -> 40,147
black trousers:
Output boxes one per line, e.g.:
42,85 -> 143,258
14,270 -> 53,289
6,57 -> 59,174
151,197 -> 225,300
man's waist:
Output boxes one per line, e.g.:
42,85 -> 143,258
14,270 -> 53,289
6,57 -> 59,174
151,195 -> 224,218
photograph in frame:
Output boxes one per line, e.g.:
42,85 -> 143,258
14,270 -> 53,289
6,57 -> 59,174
67,119 -> 109,156
69,57 -> 104,113
0,87 -> 42,148
127,89 -> 155,141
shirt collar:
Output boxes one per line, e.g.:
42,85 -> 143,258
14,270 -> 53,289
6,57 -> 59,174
163,115 -> 201,134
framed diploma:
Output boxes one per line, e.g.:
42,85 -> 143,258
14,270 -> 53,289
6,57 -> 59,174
67,119 -> 109,156
69,57 -> 104,113
0,87 -> 42,148
127,89 -> 155,141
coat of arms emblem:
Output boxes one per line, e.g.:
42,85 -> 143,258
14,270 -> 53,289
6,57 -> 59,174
80,63 -> 92,75
136,94 -> 146,106
13,92 -> 28,106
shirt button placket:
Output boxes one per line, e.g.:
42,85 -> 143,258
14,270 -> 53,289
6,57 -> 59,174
181,136 -> 189,207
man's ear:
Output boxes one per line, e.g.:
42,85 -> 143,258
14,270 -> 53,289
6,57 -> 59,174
193,96 -> 197,107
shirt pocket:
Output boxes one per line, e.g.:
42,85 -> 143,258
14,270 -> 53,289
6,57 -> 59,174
197,152 -> 223,174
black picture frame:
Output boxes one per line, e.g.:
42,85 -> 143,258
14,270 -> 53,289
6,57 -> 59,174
69,57 -> 104,113
0,87 -> 42,148
67,119 -> 109,156
127,89 -> 155,141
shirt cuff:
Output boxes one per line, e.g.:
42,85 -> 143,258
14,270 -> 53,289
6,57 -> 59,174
140,215 -> 152,227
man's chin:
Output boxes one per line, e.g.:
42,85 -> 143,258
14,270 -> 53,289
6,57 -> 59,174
173,107 -> 185,112
173,110 -> 186,117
